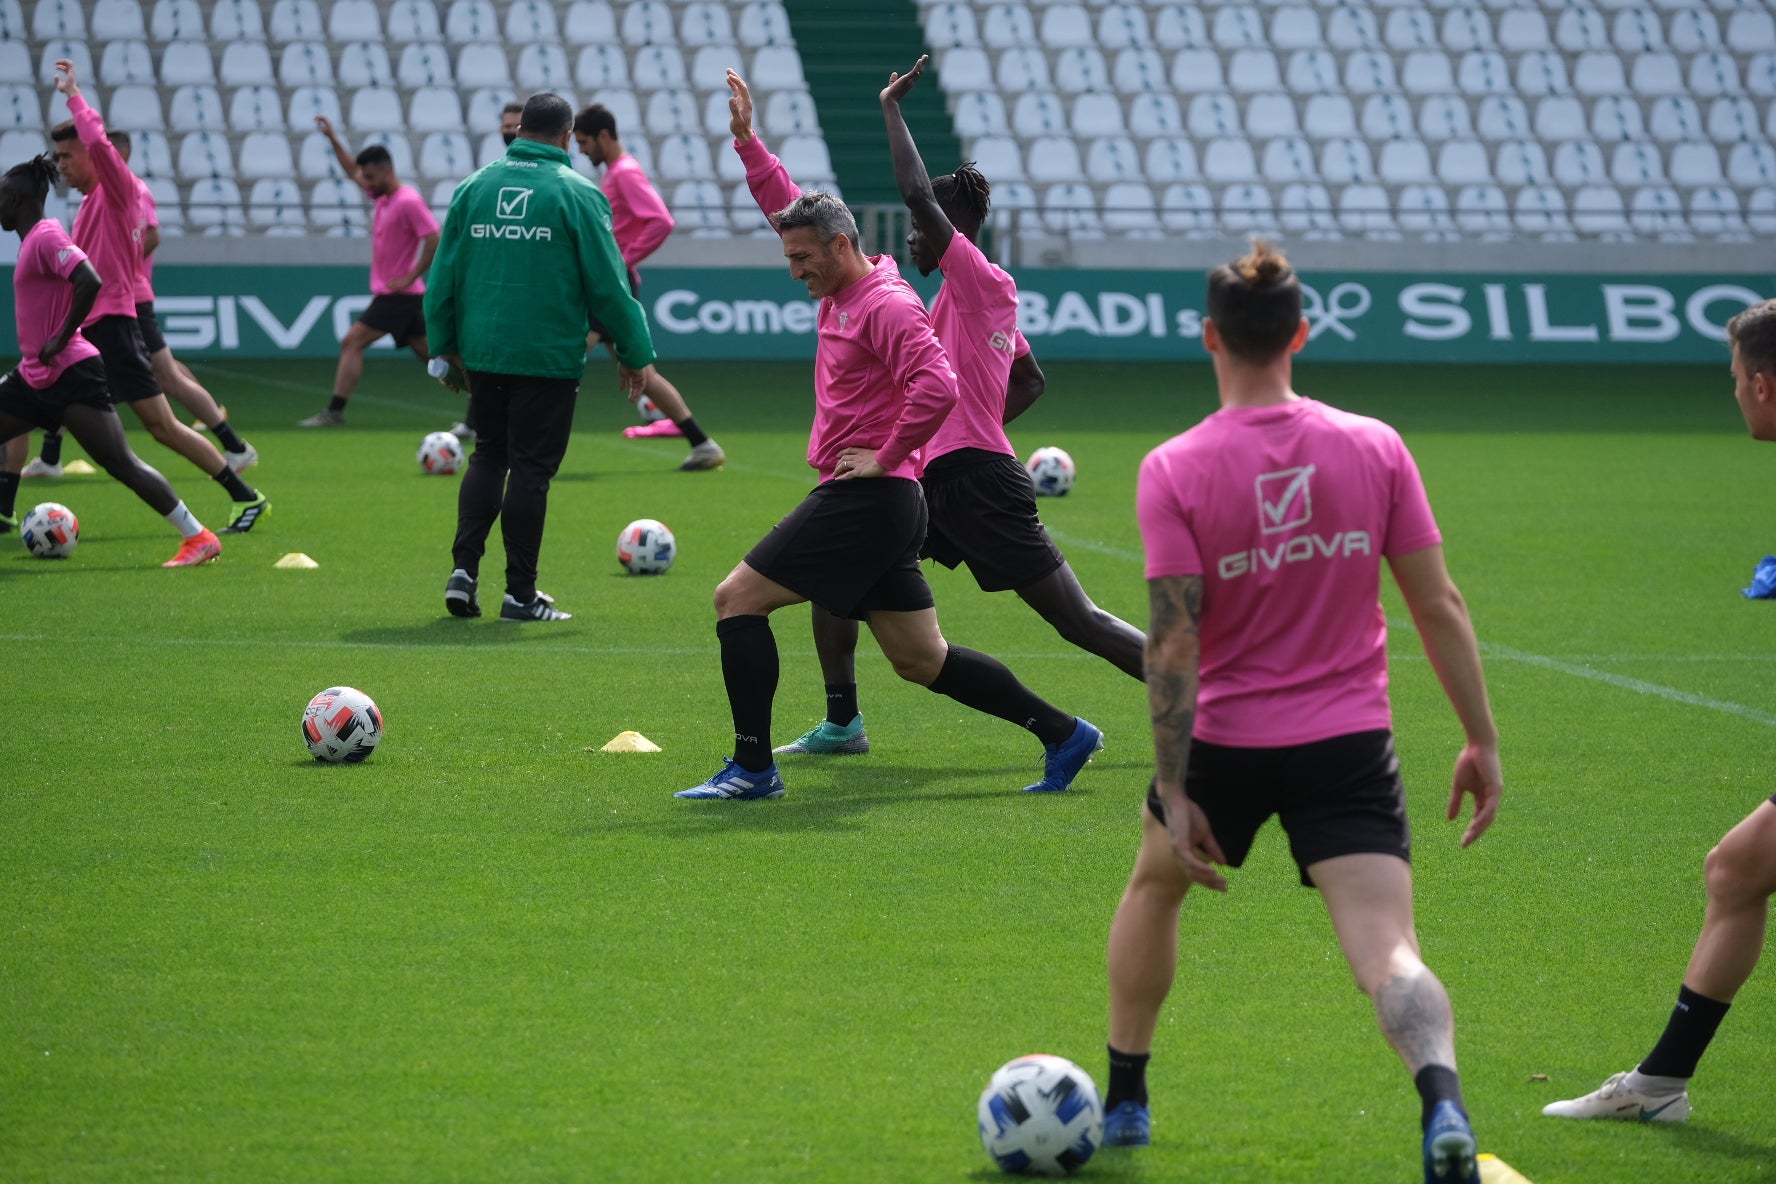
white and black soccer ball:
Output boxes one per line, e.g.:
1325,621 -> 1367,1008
1025,447 -> 1077,497
302,686 -> 384,764
616,518 -> 676,575
20,502 -> 79,558
417,430 -> 465,476
636,394 -> 666,422
978,1054 -> 1104,1177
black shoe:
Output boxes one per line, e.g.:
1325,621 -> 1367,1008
445,568 -> 481,617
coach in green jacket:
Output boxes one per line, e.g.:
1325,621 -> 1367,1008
426,93 -> 658,623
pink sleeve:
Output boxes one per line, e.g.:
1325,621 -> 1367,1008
69,94 -> 134,213
140,186 -> 158,228
1138,450 -> 1204,578
42,227 -> 89,278
610,166 -> 674,267
1382,433 -> 1442,556
407,190 -> 440,237
872,292 -> 959,474
736,134 -> 801,229
1012,328 -> 1030,359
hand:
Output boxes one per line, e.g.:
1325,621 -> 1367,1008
313,114 -> 336,138
726,69 -> 755,143
436,354 -> 465,393
1447,741 -> 1502,847
38,332 -> 69,364
617,364 -> 655,401
1153,780 -> 1229,892
53,58 -> 78,96
880,55 -> 928,105
388,273 -> 417,292
833,448 -> 885,480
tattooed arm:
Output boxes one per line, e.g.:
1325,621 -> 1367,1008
1147,574 -> 1227,890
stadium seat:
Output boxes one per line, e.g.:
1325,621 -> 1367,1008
1320,136 -> 1376,183
359,131 -> 414,176
1154,6 -> 1208,51
634,45 -> 688,89
456,45 -> 510,89
737,1 -> 790,48
176,130 -> 234,178
1496,139 -> 1551,185
279,42 -> 334,87
643,89 -> 698,136
1027,135 -> 1083,182
99,39 -> 153,86
187,177 -> 244,232
504,0 -> 558,43
969,137 -> 1028,182
1516,50 -> 1568,96
287,85 -> 341,130
350,87 -> 404,133
1669,8 -> 1720,54
229,85 -> 284,132
1054,46 -> 1110,93
1211,6 -> 1264,50
680,1 -> 734,47
1440,9 -> 1492,53
1436,139 -> 1491,184
575,45 -> 629,90
1497,9 -> 1550,52
1687,52 -> 1742,99
0,83 -> 35,130
1280,181 -> 1338,236
671,178 -> 728,232
1171,49 -> 1226,93
247,177 -> 305,229
158,42 -> 212,86
32,0 -> 85,39
1475,95 -> 1530,140
1098,5 -> 1151,52
409,86 -> 465,133
219,42 -> 273,89
1728,11 -> 1776,54
1533,97 -> 1586,143
1728,142 -> 1776,186
330,0 -> 380,41
1222,182 -> 1277,234
0,0 -> 21,41
1086,134 -> 1142,178
1610,8 -> 1663,55
998,48 -> 1051,92
419,130 -> 468,178
1380,139 -> 1433,183
311,177 -> 367,232
340,42 -> 393,90
1159,181 -> 1215,236
1708,96 -> 1760,143
1399,183 -> 1457,238
517,44 -> 573,91
398,44 -> 454,90
238,130 -> 295,177
445,0 -> 497,43
1572,185 -> 1629,236
1072,93 -> 1124,136
1011,91 -> 1066,137
1552,139 -> 1606,185
1385,8 -> 1437,53
1457,50 -> 1511,94
1229,49 -> 1283,92
1247,93 -> 1299,138
1274,6 -> 1326,51
1203,136 -> 1258,182
983,4 -> 1037,49
592,90 -> 639,137
1690,185 -> 1745,237
1361,93 -> 1413,140
1111,48 -> 1168,93
142,174 -> 179,224
1671,142 -> 1723,185
728,179 -> 770,234
1401,50 -> 1454,94
953,90 -> 1010,137
132,128 -> 172,176
1631,53 -> 1684,97
1326,8 -> 1380,53
1261,136 -> 1316,182
564,1 -> 617,45
1101,180 -> 1159,234
699,88 -> 731,136
93,0 -> 146,41
1513,185 -> 1571,236
0,43 -> 28,85
1590,95 -> 1645,142
37,40 -> 94,88
0,127 -> 47,165
1748,187 -> 1776,236
1555,9 -> 1610,53
207,0 -> 262,40
1042,181 -> 1103,236
1751,54 -> 1776,98
924,2 -> 978,49
1041,4 -> 1095,49
621,0 -> 674,46
168,84 -> 221,131
1128,92 -> 1183,136
1303,94 -> 1356,139
1187,93 -> 1240,137
657,132 -> 714,180
386,0 -> 441,43
1143,136 -> 1200,182
1630,185 -> 1686,237
1573,52 -> 1627,95
268,0 -> 323,42
935,48 -> 992,92
1611,141 -> 1666,185
1419,95 -> 1472,141
474,129 -> 504,166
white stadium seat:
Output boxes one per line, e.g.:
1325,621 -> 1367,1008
1572,185 -> 1629,236
1515,51 -> 1568,96
1203,136 -> 1258,181
1303,94 -> 1355,139
1513,185 -> 1571,237
1552,139 -> 1606,185
1457,50 -> 1511,94
1750,54 -> 1776,98
248,177 -> 306,230
1533,97 -> 1586,142
1211,7 -> 1265,49
621,0 -> 675,46
1128,92 -> 1183,136
1172,49 -> 1226,93
1160,182 -> 1215,237
681,1 -> 735,47
287,85 -> 341,130
408,86 -> 465,133
565,1 -> 617,45
1611,141 -> 1666,185
106,84 -> 166,131
339,42 -> 393,90
1054,46 -> 1110,93
132,129 -> 172,176
1687,52 -> 1742,99
1280,182 -> 1337,236
644,89 -> 698,136
998,47 -> 1051,91
209,0 -> 263,39
760,89 -> 818,137
228,85 -> 284,132
463,86 -> 514,132
268,0 -> 323,42
445,0 -> 498,43
1630,185 -> 1686,237
592,90 -> 639,136
737,2 -> 790,48
239,131 -> 295,177
634,45 -> 688,89
475,129 -> 504,166
158,42 -> 213,85
1154,6 -> 1208,51
1340,183 -> 1396,235
750,46 -> 805,89
935,47 -> 991,92
32,0 -> 85,39
399,44 -> 454,89
279,42 -> 334,87
329,0 -> 381,41
1246,93 -> 1299,138
968,135 -> 1026,181
1040,5 -> 1095,48
1475,95 -> 1529,140
358,132 -> 414,176
1399,183 -> 1457,238
456,44 -> 511,89
1419,96 -> 1472,141
1027,135 -> 1083,181
99,39 -> 153,86
1144,136 -> 1200,182
1749,187 -> 1776,236
1573,52 -> 1627,95
1440,9 -> 1492,53
187,177 -> 244,233
1102,181 -> 1159,235
1322,7 -> 1372,51
0,128 -> 49,165
1222,183 -> 1276,233
1097,5 -> 1151,51
1668,8 -> 1720,54
1691,185 -> 1746,238
1726,11 -> 1775,54
1436,139 -> 1491,184
1071,93 -> 1124,135
1555,9 -> 1610,53
1086,135 -> 1142,178
1671,142 -> 1723,185
1379,138 -> 1433,183
177,129 -> 234,178
506,0 -> 559,43
1228,49 -> 1282,92
219,41 -> 273,88
168,84 -> 222,131
350,87 -> 405,132
953,90 -> 1009,137
1727,142 -> 1776,186
1260,136 -> 1316,182
1112,48 -> 1168,93
576,45 -> 629,90
0,84 -> 36,130
1360,93 -> 1413,140
672,179 -> 727,232
1610,9 -> 1663,55
0,43 -> 28,85
656,131 -> 713,180
93,0 -> 146,41
1385,8 -> 1437,52
37,41 -> 94,88
1320,136 -> 1376,183
1590,95 -> 1644,142
1707,97 -> 1760,143
419,131 -> 474,179
1631,53 -> 1685,96
924,3 -> 979,49
1187,93 -> 1240,137
311,178 -> 368,232
1496,139 -> 1550,185
1496,9 -> 1550,52
1401,51 -> 1453,94
1042,182 -> 1103,237
386,0 -> 441,43
517,44 -> 572,91
983,2 -> 1037,48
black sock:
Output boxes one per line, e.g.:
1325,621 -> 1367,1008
212,420 -> 247,453
40,432 -> 63,466
926,645 -> 1074,746
1414,1064 -> 1465,1132
675,416 -> 710,448
825,682 -> 858,726
717,614 -> 778,772
1105,1046 -> 1150,1110
0,470 -> 19,518
1638,985 -> 1731,1079
327,395 -> 349,413
213,468 -> 257,502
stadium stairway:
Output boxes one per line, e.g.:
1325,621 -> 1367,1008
780,0 -> 961,207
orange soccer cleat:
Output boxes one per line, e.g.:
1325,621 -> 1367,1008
163,529 -> 222,567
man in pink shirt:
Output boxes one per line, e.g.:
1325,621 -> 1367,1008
675,70 -> 1098,802
571,103 -> 725,471
1103,242 -> 1502,1183
774,56 -> 1144,759
0,151 -> 220,566
298,116 -> 440,429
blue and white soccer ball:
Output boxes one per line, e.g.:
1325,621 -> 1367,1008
1025,447 -> 1076,497
636,394 -> 667,422
21,501 -> 79,558
417,430 -> 465,476
302,686 -> 384,764
616,518 -> 676,575
978,1054 -> 1104,1177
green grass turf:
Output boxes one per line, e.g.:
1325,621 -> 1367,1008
1,356 -> 1772,1183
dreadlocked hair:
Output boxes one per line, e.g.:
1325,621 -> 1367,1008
3,153 -> 59,201
932,161 -> 990,229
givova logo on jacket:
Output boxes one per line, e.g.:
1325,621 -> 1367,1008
470,187 -> 552,240
1218,465 -> 1372,580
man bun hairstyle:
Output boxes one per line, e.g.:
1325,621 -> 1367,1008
355,144 -> 392,168
772,190 -> 861,251
932,161 -> 990,229
521,92 -> 573,138
1728,299 -> 1776,379
574,103 -> 618,140
3,152 -> 60,200
1206,239 -> 1303,363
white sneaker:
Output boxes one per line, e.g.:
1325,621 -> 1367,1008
225,441 -> 259,472
21,458 -> 62,478
1542,1071 -> 1690,1122
448,421 -> 476,441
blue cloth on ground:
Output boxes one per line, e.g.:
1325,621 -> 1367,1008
1743,556 -> 1776,599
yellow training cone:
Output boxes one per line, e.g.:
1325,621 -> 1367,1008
62,459 -> 97,475
600,730 -> 662,753
273,552 -> 320,569
1478,1153 -> 1535,1184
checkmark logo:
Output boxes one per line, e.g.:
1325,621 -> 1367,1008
1639,1097 -> 1684,1121
496,187 -> 533,220
1255,465 -> 1315,534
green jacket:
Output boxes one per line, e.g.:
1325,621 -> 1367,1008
424,138 -> 656,378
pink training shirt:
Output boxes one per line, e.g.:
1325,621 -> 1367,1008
601,153 -> 674,270
134,179 -> 156,303
67,93 -> 144,323
922,232 -> 1029,468
368,184 -> 439,296
14,219 -> 101,389
738,134 -> 958,482
1137,398 -> 1443,748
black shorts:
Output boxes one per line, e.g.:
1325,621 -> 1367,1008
358,293 -> 427,346
744,477 -> 936,620
1146,729 -> 1410,888
135,301 -> 166,355
586,268 -> 642,345
83,314 -> 161,404
922,449 -> 1066,592
0,356 -> 112,432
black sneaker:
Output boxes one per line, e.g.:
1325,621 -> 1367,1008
220,493 -> 271,534
500,593 -> 572,621
445,568 -> 481,618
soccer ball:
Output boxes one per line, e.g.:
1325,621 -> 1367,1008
1025,447 -> 1076,497
636,394 -> 666,422
417,430 -> 465,475
301,686 -> 384,764
977,1055 -> 1104,1177
616,518 -> 676,575
20,502 -> 78,558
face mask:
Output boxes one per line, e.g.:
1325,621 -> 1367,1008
502,132 -> 517,146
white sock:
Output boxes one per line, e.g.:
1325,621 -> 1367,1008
163,501 -> 204,539
1626,1068 -> 1688,1096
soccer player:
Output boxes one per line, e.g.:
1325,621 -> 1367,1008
298,115 -> 440,428
0,152 -> 221,566
1542,299 -> 1776,1126
571,103 -> 725,471
426,93 -> 657,623
672,70 -> 1101,802
1101,242 -> 1501,1184
44,61 -> 270,533
773,57 -> 1143,758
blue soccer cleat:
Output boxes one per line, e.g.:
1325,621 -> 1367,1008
1024,718 -> 1104,793
675,759 -> 786,800
1423,1101 -> 1478,1183
1102,1101 -> 1151,1147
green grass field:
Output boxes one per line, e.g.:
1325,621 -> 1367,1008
2,356 -> 1772,1183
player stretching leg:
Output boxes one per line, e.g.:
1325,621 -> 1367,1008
47,62 -> 269,533
676,76 -> 1099,802
1100,243 -> 1501,1184
773,57 -> 1144,758
0,154 -> 220,565
572,104 -> 725,471
1543,300 -> 1776,1126
298,116 -> 440,427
